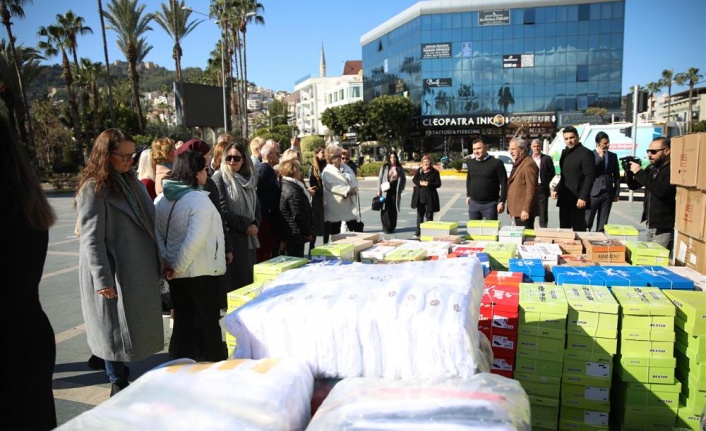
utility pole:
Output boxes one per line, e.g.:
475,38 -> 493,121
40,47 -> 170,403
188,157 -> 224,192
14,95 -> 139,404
629,85 -> 639,203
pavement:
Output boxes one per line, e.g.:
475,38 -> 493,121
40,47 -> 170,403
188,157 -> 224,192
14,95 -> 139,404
42,177 -> 645,426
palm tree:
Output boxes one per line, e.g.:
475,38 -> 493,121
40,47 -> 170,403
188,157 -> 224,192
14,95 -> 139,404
103,0 -> 153,132
78,58 -> 104,136
434,91 -> 449,113
238,1 -> 264,138
660,69 -> 674,121
153,0 -> 202,82
0,39 -> 43,134
498,84 -> 515,114
38,23 -> 83,153
645,81 -> 662,120
57,11 -> 92,72
675,67 -> 703,133
1,0 -> 35,149
97,0 -> 116,127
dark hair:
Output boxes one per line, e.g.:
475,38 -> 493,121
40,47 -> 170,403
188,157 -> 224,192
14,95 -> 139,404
595,131 -> 609,144
171,151 -> 206,189
77,128 -> 135,199
563,126 -> 579,137
472,137 -> 486,146
0,116 -> 56,230
223,142 -> 253,178
385,151 -> 399,165
653,136 -> 670,148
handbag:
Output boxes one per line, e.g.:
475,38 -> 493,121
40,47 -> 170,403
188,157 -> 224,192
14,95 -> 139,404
372,195 -> 382,211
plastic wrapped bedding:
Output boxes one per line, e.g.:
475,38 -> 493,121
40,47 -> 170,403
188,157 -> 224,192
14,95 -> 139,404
305,373 -> 531,431
56,358 -> 313,431
225,258 -> 486,379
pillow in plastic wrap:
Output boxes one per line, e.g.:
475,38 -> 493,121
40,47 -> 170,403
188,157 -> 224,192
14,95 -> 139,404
305,373 -> 530,431
56,358 -> 313,431
225,258 -> 486,379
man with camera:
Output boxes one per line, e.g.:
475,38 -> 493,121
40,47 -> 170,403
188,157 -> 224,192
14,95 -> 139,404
627,137 -> 676,252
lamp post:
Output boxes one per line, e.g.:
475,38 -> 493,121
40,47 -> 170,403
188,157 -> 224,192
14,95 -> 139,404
182,6 -> 229,133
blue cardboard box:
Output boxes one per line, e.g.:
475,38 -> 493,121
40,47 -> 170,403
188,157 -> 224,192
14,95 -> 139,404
552,266 -> 604,286
509,258 -> 545,278
592,266 -> 651,288
633,266 -> 695,290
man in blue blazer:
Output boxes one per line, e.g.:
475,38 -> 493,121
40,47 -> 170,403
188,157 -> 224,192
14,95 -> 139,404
585,131 -> 621,232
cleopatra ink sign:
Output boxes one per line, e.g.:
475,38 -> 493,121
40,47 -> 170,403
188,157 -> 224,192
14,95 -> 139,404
420,114 -> 508,128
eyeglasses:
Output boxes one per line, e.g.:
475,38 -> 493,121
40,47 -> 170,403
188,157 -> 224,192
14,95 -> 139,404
646,148 -> 666,155
226,155 -> 242,162
111,151 -> 136,162
341,156 -> 349,160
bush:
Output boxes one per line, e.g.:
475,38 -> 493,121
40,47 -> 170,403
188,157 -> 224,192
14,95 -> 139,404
358,161 -> 383,178
449,158 -> 465,172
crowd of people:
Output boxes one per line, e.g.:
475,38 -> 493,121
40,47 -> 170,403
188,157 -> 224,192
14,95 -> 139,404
12,121 -> 675,427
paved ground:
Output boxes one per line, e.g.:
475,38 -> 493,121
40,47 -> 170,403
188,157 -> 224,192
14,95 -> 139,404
42,176 -> 645,426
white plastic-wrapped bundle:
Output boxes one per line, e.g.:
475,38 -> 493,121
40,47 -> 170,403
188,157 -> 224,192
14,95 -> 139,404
225,259 -> 486,379
305,373 -> 531,431
56,358 -> 313,431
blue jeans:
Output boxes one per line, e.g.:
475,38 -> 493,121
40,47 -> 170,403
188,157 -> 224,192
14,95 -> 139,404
105,360 -> 128,384
468,199 -> 498,220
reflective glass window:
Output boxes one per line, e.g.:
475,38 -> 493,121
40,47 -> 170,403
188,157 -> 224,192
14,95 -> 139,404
524,8 -> 536,24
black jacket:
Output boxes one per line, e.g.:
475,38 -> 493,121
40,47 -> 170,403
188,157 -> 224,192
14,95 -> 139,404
279,178 -> 313,243
411,167 -> 441,212
557,143 -> 595,206
590,150 -> 620,198
627,161 -> 675,230
537,153 -> 555,191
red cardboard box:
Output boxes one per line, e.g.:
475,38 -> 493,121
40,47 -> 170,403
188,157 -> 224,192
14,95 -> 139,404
485,271 -> 524,288
491,347 -> 515,378
479,284 -> 520,351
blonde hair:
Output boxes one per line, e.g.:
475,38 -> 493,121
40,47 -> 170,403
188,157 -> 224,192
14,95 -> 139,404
213,140 -> 229,171
151,137 -> 175,166
136,148 -> 155,180
278,159 -> 301,179
249,136 -> 265,156
324,144 -> 342,163
281,148 -> 301,163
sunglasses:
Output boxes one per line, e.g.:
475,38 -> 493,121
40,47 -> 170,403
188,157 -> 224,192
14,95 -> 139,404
226,155 -> 243,162
111,151 -> 136,162
341,156 -> 349,160
646,148 -> 666,155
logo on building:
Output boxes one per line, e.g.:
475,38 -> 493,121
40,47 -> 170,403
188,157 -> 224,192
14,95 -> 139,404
423,78 -> 452,89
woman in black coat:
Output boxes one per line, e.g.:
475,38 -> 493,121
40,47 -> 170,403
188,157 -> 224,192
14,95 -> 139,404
411,154 -> 442,238
279,159 -> 314,257
376,152 -> 406,234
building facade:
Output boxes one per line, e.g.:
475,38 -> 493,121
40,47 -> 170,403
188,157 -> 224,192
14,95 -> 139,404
360,0 -> 625,155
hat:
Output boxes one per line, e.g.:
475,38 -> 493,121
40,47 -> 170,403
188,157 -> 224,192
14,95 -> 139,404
175,139 -> 210,156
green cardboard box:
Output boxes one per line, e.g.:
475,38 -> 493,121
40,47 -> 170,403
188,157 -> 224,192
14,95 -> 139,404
516,345 -> 565,363
530,394 -> 561,430
676,402 -> 703,431
559,406 -> 609,428
519,283 -> 569,315
563,284 -> 619,314
619,410 -> 678,431
420,220 -> 459,236
562,372 -> 613,388
520,310 -> 567,330
518,378 -> 562,398
383,248 -> 427,262
630,255 -> 671,266
681,376 -> 706,415
253,255 -> 308,282
516,356 -> 564,377
567,309 -> 618,339
466,219 -> 501,236
620,328 -> 675,342
612,287 -> 676,317
518,323 -> 567,339
676,340 -> 706,365
620,314 -> 675,336
567,334 -> 617,355
563,354 -> 613,382
675,327 -> 706,356
622,381 -> 681,411
620,339 -> 674,358
465,233 -> 498,241
560,382 -> 611,411
310,242 -> 355,262
676,347 -> 706,383
558,420 -> 610,430
517,332 -> 566,353
623,240 -> 670,257
664,290 -> 706,336
604,223 -> 639,237
483,242 -> 518,259
617,355 -> 676,384
514,370 -> 561,386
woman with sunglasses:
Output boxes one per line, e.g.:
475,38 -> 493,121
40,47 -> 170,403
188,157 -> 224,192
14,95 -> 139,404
213,143 -> 261,291
75,129 -> 164,396
155,151 -> 227,361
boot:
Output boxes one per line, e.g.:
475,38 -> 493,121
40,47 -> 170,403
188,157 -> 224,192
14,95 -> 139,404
87,355 -> 105,370
110,379 -> 129,397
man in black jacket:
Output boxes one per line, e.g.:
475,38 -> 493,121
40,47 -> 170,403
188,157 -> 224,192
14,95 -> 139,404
551,126 -> 595,231
531,138 -> 555,228
627,136 -> 676,251
465,137 -> 508,220
586,131 -> 621,232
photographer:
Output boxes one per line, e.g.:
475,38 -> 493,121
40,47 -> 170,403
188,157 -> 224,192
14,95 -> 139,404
626,137 -> 676,252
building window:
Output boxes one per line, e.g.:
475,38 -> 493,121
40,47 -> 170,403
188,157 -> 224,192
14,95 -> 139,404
577,65 -> 589,82
351,86 -> 361,98
524,8 -> 535,25
578,4 -> 589,21
339,89 -> 344,100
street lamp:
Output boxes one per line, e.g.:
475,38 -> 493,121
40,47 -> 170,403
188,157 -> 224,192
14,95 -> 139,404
183,6 -> 229,133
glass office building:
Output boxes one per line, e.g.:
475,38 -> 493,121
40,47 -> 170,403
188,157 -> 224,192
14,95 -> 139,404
360,0 -> 625,153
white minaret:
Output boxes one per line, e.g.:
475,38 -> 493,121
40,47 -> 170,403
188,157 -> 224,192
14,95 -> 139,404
320,43 -> 326,77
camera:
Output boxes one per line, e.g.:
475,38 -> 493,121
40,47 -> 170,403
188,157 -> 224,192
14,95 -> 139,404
620,155 -> 641,172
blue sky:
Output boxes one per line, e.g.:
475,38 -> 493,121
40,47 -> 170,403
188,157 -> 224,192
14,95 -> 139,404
11,0 -> 706,94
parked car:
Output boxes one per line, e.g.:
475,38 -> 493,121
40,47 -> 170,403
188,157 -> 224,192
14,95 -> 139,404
462,151 -> 513,177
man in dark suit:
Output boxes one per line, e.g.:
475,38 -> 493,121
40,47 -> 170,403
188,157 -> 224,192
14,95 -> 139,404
530,138 -> 555,228
585,131 -> 621,232
551,126 -> 596,231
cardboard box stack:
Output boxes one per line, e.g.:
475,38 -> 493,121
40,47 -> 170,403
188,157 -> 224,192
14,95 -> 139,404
603,224 -> 639,242
612,287 -> 678,430
534,227 -> 576,243
582,239 -> 627,264
253,255 -> 309,283
419,220 -> 458,241
499,225 -> 525,245
509,258 -> 546,282
478,281 -> 520,379
225,281 -> 265,355
623,241 -> 670,266
516,283 -> 568,431
633,266 -> 695,290
483,242 -> 518,271
310,242 -> 355,262
559,285 -> 619,430
672,133 -> 706,276
663,290 -> 706,430
466,219 -> 500,240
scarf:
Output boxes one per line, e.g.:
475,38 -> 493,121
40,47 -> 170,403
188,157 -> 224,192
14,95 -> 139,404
510,153 -> 528,178
111,168 -> 157,244
282,176 -> 312,204
223,170 -> 260,250
387,164 -> 399,182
